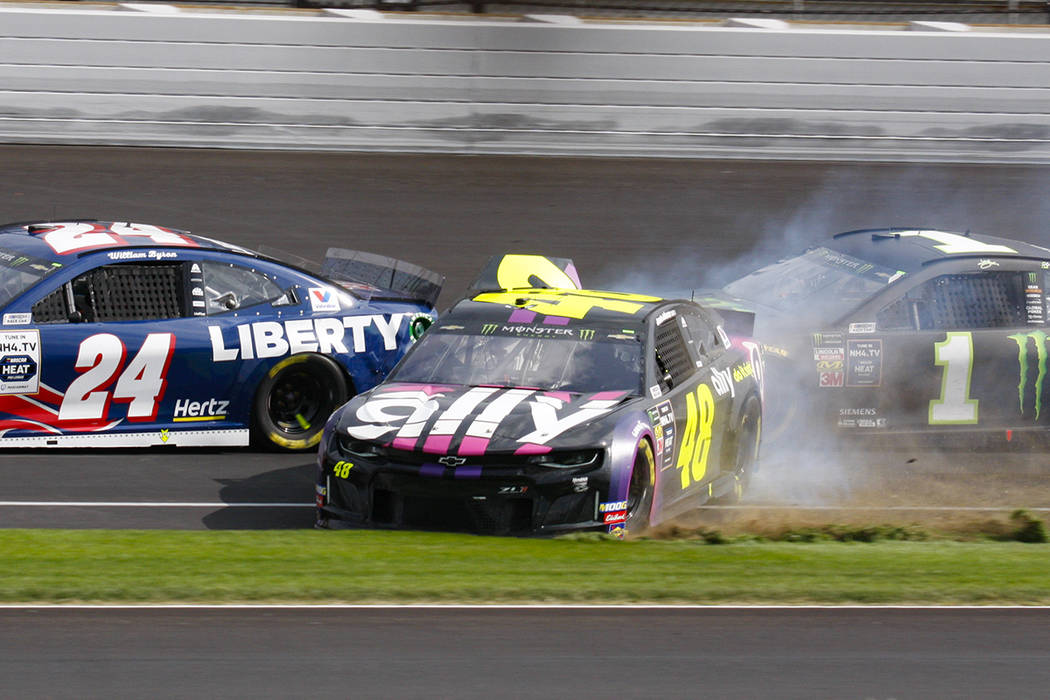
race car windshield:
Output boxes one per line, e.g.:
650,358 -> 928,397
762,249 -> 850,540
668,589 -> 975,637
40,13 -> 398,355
0,247 -> 59,309
392,332 -> 644,395
724,246 -> 900,319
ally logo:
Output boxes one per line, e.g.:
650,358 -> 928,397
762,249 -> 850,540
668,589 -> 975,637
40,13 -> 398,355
1008,330 -> 1050,420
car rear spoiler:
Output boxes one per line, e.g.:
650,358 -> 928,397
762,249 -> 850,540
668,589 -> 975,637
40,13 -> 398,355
690,290 -> 757,338
322,248 -> 444,308
467,254 -> 581,293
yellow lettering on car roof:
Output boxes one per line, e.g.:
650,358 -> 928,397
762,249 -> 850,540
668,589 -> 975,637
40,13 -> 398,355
496,254 -> 580,290
472,289 -> 660,319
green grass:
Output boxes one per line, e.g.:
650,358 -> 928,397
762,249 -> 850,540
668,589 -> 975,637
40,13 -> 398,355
2,529 -> 1049,605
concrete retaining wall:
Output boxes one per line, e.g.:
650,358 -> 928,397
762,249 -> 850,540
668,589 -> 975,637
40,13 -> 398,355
3,5 -> 1050,161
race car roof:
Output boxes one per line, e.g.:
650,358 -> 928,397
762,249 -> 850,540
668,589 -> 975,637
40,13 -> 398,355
447,288 -> 667,330
829,228 -> 1050,272
0,220 -> 254,264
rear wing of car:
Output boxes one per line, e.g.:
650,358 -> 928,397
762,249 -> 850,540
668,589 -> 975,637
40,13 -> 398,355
321,248 -> 444,308
691,291 -> 757,338
467,254 -> 581,293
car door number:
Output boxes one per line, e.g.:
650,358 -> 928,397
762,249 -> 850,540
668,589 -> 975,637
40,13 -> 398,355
929,331 -> 978,425
676,383 -> 716,489
59,333 -> 176,422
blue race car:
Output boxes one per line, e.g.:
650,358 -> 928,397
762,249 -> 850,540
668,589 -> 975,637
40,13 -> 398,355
0,220 -> 440,449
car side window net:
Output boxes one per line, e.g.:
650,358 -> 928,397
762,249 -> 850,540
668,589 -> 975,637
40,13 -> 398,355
89,263 -> 184,322
653,316 -> 693,390
878,272 -> 1027,331
32,262 -> 185,323
31,287 -> 68,323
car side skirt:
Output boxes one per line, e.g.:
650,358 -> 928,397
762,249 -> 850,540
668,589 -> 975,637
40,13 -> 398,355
0,428 -> 249,448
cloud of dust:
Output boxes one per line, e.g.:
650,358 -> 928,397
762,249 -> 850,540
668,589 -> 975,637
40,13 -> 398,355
592,164 -> 1050,514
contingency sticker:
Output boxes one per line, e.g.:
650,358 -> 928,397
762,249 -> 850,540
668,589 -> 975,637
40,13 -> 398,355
846,339 -> 882,387
0,330 -> 40,395
308,287 -> 341,313
647,400 -> 676,471
2,313 -> 31,326
814,344 -> 845,389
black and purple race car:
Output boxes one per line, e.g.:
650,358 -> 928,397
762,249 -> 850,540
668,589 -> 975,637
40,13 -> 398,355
315,255 -> 762,536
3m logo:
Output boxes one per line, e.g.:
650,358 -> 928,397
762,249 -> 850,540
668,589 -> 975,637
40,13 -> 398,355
579,329 -> 596,340
819,371 -> 844,388
481,324 -> 498,335
1008,330 -> 1050,419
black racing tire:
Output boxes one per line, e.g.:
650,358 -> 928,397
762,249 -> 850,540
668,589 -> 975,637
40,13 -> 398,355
623,439 -> 656,534
252,354 -> 350,451
713,395 -> 762,505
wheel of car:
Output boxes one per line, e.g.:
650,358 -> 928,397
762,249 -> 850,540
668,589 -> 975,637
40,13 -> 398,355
252,354 -> 350,451
624,439 -> 656,533
713,395 -> 761,505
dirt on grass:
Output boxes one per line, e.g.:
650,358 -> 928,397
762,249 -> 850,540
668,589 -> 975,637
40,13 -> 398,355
655,444 -> 1050,539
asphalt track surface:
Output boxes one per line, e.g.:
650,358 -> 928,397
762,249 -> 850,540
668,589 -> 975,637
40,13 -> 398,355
6,145 -> 1050,529
4,147 -> 1050,699
3,607 -> 1050,699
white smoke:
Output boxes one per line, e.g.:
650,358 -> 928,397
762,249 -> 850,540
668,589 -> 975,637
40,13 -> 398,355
589,163 -> 1050,512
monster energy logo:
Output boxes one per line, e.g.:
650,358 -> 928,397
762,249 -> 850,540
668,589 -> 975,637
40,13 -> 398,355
1009,330 -> 1049,419
579,329 -> 595,340
481,323 -> 498,335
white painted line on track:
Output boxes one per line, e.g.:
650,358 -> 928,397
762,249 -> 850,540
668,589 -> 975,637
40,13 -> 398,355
0,501 -> 313,507
0,604 -> 1048,610
706,505 -> 1050,512
1,502 -> 1048,511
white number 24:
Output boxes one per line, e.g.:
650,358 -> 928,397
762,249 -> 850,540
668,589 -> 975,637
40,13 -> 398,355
59,333 -> 175,422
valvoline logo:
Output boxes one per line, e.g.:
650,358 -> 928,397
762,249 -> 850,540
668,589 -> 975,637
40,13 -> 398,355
308,287 -> 340,313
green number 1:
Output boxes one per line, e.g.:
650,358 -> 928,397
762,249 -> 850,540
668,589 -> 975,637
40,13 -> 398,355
929,332 -> 978,425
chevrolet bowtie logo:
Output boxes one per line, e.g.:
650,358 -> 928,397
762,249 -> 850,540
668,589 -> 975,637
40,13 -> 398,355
438,456 -> 467,466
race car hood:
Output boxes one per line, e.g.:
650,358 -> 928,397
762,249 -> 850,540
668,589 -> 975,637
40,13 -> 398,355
335,382 -> 633,455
